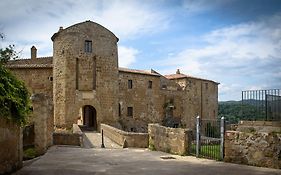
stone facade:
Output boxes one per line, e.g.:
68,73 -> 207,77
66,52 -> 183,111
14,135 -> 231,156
6,21 -> 219,132
0,118 -> 22,174
148,123 -> 192,155
224,130 -> 281,169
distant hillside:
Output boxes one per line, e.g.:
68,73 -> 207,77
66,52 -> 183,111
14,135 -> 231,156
218,100 -> 265,123
218,101 -> 242,123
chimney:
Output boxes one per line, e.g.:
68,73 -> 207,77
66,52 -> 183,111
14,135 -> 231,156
31,46 -> 37,59
59,26 -> 63,32
176,69 -> 180,74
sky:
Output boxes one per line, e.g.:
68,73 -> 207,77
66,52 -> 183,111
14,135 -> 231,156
0,0 -> 281,101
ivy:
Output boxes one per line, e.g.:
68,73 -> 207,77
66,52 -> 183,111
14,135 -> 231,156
0,63 -> 30,125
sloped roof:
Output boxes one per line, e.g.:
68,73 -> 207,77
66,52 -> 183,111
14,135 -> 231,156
165,73 -> 219,84
118,67 -> 161,76
5,57 -> 53,68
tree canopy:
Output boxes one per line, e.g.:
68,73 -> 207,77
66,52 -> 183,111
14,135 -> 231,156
0,37 -> 30,125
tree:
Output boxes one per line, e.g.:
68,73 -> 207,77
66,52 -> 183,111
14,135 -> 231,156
0,44 -> 18,64
0,35 -> 30,125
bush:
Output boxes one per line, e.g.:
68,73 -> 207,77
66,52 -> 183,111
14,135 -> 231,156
23,148 -> 37,160
0,64 -> 30,125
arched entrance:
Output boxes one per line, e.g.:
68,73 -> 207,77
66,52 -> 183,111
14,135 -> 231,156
83,105 -> 97,130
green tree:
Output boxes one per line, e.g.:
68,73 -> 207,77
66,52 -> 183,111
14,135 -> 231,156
0,35 -> 30,125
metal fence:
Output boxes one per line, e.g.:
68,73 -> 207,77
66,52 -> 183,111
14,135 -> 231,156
241,89 -> 281,121
190,116 -> 225,161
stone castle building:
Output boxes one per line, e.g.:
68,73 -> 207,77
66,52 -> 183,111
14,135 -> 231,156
6,21 -> 219,132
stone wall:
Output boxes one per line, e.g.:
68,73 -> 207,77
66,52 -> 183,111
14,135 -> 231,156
7,66 -> 53,98
119,71 -> 163,132
53,21 -> 119,129
237,120 -> 281,133
175,77 -> 218,130
0,118 -> 22,174
224,130 -> 281,169
31,93 -> 53,155
148,123 -> 191,155
101,124 -> 148,148
53,124 -> 83,146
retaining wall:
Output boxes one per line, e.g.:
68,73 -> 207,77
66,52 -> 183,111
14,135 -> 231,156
148,123 -> 191,155
0,118 -> 22,174
224,130 -> 281,169
53,124 -> 83,146
101,124 -> 148,148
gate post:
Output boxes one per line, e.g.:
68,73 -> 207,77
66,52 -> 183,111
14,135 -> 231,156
196,116 -> 200,157
220,117 -> 225,160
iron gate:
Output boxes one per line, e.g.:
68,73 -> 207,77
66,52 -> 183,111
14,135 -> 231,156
190,116 -> 225,160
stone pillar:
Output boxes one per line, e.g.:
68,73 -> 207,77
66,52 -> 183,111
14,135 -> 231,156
31,93 -> 53,155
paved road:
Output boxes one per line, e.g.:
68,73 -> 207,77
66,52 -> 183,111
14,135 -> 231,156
14,146 -> 281,175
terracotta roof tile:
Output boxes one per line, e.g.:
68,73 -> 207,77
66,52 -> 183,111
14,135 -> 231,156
5,57 -> 53,68
118,67 -> 161,76
164,73 -> 219,84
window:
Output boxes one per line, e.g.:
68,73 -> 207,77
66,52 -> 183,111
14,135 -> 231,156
148,80 -> 152,89
205,83 -> 208,90
119,103 -> 121,117
128,80 -> 133,89
48,76 -> 53,81
127,107 -> 133,117
84,40 -> 92,53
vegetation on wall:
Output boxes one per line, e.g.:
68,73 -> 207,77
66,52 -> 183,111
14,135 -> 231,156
0,36 -> 30,125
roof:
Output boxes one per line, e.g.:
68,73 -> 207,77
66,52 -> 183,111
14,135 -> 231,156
118,67 -> 161,76
5,57 -> 53,69
51,20 -> 119,42
164,73 -> 219,84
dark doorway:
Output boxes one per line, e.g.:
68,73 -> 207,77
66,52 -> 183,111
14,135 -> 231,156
83,105 -> 97,130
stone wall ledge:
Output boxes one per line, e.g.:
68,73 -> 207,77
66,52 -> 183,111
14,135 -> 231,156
148,123 -> 191,155
53,124 -> 83,146
101,124 -> 148,148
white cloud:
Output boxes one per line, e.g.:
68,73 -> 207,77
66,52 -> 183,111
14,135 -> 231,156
118,46 -> 139,67
160,13 -> 281,101
0,0 -> 169,57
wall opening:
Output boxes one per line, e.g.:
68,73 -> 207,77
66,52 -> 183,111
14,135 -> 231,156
83,105 -> 97,130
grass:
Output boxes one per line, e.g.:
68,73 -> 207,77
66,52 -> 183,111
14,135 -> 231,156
23,147 -> 37,160
191,144 -> 221,160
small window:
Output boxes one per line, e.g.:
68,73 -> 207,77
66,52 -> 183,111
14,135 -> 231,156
48,76 -> 53,81
85,40 -> 92,53
127,107 -> 133,117
148,80 -> 152,89
205,83 -> 208,90
118,103 -> 121,117
128,80 -> 133,89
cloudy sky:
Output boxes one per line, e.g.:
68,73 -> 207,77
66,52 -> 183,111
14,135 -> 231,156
0,0 -> 281,101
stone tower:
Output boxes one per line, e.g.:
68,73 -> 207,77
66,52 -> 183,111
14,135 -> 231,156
51,21 -> 119,129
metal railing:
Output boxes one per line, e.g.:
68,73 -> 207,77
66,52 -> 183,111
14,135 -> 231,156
242,89 -> 281,121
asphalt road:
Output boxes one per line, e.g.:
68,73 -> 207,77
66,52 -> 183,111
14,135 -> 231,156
14,146 -> 281,175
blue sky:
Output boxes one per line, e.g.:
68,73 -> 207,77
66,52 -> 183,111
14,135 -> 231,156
0,0 -> 281,101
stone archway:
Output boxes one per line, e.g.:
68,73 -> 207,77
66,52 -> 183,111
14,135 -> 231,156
83,105 -> 97,130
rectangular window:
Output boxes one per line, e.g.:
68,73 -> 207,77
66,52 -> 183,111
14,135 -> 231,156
85,40 -> 92,53
119,103 -> 121,117
128,80 -> 133,89
76,58 -> 79,89
148,80 -> 152,89
205,83 -> 208,90
127,107 -> 133,117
